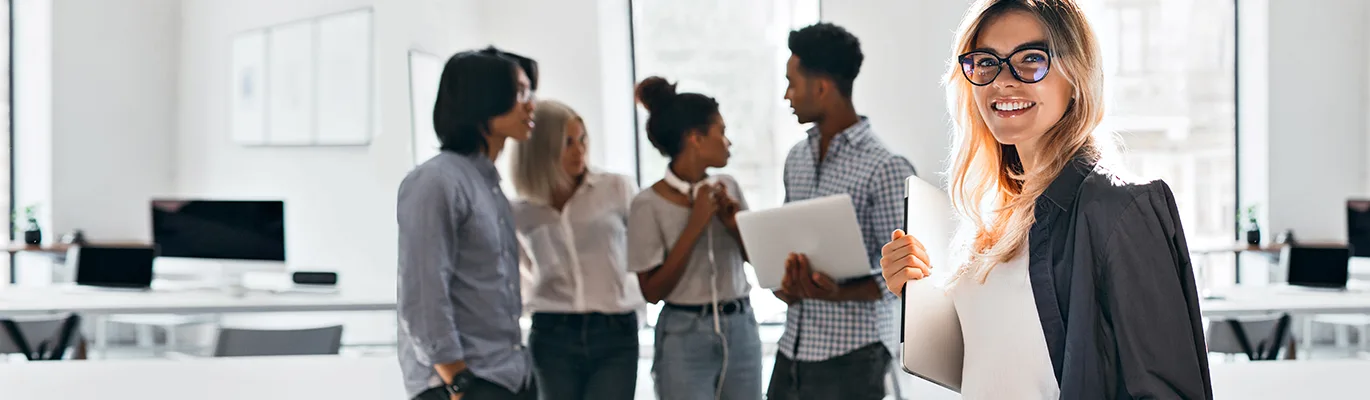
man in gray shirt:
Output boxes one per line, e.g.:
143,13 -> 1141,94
397,47 -> 539,400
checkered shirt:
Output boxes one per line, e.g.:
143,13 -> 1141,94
777,117 -> 916,362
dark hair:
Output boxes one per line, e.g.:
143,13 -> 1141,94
432,46 -> 539,155
788,23 -> 864,98
634,76 -> 720,159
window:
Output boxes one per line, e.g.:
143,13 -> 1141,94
1,0 -> 11,284
1085,0 -> 1237,283
629,0 -> 820,325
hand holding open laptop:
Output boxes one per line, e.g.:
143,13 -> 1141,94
776,253 -> 841,302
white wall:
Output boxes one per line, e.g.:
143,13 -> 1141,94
176,0 -> 487,294
1242,0 -> 1370,242
480,0 -> 636,179
824,1 -> 968,184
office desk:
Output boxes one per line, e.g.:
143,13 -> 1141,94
0,355 -> 406,399
1201,285 -> 1370,318
0,284 -> 398,358
1210,360 -> 1370,398
0,284 -> 396,316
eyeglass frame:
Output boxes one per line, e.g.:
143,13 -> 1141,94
956,46 -> 1053,87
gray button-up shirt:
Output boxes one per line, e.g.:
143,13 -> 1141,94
396,150 -> 530,398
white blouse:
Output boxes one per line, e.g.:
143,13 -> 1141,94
512,171 -> 645,314
950,245 -> 1059,399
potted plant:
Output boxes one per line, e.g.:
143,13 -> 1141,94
20,204 -> 41,245
1243,204 -> 1261,246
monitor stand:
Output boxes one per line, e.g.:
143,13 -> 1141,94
153,257 -> 288,288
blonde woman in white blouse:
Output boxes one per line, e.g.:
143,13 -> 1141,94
510,99 -> 643,400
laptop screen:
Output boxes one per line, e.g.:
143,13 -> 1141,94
73,247 -> 156,288
1286,246 -> 1350,288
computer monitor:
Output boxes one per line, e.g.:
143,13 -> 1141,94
151,199 -> 286,262
1348,199 -> 1370,257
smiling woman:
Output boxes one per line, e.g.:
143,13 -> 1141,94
881,0 -> 1212,398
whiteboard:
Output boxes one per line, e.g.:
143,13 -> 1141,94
230,31 -> 267,145
266,20 -> 315,145
315,10 -> 372,145
409,50 -> 444,164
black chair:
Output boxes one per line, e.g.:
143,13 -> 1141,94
0,314 -> 83,360
1207,313 -> 1293,360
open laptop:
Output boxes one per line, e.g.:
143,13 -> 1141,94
69,246 -> 157,290
735,194 -> 873,290
1282,245 -> 1350,290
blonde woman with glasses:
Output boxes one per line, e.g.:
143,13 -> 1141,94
879,0 -> 1212,398
510,99 -> 643,400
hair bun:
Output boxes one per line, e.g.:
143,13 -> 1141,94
634,76 -> 677,112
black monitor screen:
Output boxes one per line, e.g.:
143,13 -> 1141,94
151,200 -> 285,261
1349,200 -> 1370,257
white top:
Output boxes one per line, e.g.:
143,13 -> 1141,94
950,247 -> 1058,399
626,174 -> 750,304
0,355 -> 404,399
512,171 -> 645,314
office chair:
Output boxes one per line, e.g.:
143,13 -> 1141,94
1206,313 -> 1293,361
0,314 -> 83,361
212,325 -> 343,357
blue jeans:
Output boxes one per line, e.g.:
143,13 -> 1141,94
529,312 -> 639,400
653,301 -> 763,400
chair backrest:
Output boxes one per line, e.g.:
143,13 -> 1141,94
0,314 -> 82,360
212,325 -> 343,357
1206,314 -> 1292,360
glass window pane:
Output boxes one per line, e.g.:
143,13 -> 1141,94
1084,0 -> 1237,284
629,0 -> 820,327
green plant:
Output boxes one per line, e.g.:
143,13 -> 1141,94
16,204 -> 39,231
1242,204 -> 1260,231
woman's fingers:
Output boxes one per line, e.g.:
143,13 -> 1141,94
881,234 -> 914,258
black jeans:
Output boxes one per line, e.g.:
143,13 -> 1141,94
765,343 -> 890,400
529,312 -> 639,400
414,377 -> 537,400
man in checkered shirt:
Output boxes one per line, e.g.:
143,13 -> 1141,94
767,22 -> 916,400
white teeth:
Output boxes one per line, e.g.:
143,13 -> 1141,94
994,101 -> 1035,111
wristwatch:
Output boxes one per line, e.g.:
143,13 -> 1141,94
445,370 -> 477,396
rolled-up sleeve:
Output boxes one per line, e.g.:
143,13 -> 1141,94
397,170 -> 466,365
626,200 -> 664,274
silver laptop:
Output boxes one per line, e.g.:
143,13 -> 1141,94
900,176 -> 964,392
735,194 -> 874,290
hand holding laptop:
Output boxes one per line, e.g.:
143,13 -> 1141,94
777,253 -> 841,301
881,229 -> 935,295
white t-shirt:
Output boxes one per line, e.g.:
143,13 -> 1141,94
950,244 -> 1059,399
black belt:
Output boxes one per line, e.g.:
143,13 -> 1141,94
664,298 -> 749,315
531,311 -> 636,326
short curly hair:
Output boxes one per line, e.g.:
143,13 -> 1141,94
787,23 -> 864,98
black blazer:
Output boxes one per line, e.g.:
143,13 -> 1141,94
1029,156 -> 1213,399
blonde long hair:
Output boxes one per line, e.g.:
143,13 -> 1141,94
945,0 -> 1106,283
512,99 -> 583,204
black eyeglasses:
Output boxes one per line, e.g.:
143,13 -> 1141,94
958,47 -> 1052,86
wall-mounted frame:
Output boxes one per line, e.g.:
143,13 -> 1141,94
408,49 -> 444,164
231,8 -> 374,146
